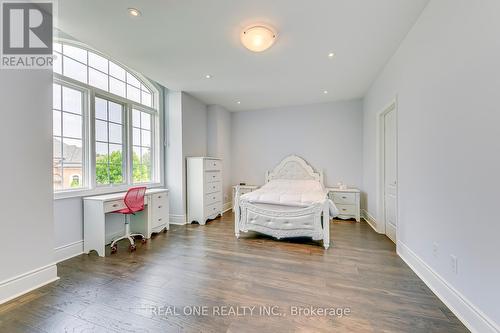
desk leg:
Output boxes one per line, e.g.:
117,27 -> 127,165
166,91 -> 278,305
84,201 -> 106,257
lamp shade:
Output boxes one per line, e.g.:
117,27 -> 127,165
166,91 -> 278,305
240,25 -> 277,52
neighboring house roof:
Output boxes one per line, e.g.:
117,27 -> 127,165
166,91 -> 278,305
54,138 -> 82,166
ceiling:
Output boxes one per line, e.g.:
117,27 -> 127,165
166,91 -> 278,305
57,0 -> 429,111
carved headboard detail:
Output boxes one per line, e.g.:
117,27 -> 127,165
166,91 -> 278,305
265,155 -> 324,185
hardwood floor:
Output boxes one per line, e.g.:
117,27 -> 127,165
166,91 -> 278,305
0,213 -> 468,332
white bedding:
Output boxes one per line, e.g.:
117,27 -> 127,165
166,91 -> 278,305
240,180 -> 339,216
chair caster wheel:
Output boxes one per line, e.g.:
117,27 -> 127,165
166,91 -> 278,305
141,238 -> 147,244
163,228 -> 168,233
110,246 -> 117,254
129,244 -> 136,252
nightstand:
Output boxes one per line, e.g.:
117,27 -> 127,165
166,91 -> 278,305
232,185 -> 260,212
326,187 -> 361,222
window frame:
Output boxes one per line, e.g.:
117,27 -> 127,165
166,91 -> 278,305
53,40 -> 163,200
130,106 -> 158,185
93,93 -> 128,188
53,78 -> 91,193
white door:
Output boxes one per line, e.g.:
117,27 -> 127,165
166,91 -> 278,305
384,108 -> 397,242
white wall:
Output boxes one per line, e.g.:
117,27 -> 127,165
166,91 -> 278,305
207,105 -> 232,209
362,0 -> 500,331
166,92 -> 208,223
0,70 -> 57,303
166,91 -> 185,221
182,92 -> 208,159
231,100 -> 363,187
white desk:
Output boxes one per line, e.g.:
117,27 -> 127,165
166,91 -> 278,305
83,188 -> 169,257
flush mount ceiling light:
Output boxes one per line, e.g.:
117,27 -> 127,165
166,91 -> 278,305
236,101 -> 241,104
240,25 -> 277,52
323,90 -> 329,94
328,52 -> 335,58
128,8 -> 141,17
205,74 -> 213,79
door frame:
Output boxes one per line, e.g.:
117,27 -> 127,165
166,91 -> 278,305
376,97 -> 398,240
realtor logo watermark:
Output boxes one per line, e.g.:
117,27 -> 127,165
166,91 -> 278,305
1,0 -> 53,69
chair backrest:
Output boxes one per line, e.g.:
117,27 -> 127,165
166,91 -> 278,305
124,187 -> 147,213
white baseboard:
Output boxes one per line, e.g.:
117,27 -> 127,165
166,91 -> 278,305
397,241 -> 499,333
361,209 -> 380,233
0,263 -> 58,305
223,201 -> 232,213
169,214 -> 186,225
54,240 -> 84,263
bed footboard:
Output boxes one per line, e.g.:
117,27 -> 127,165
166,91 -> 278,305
235,190 -> 330,249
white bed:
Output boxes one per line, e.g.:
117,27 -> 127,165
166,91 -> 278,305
234,155 -> 338,249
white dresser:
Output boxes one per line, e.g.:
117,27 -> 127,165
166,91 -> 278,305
187,157 -> 223,225
327,187 -> 361,222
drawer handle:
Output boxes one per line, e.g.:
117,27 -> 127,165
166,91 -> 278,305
158,205 -> 162,209
158,218 -> 162,221
213,197 -> 216,200
158,196 -> 162,199
112,204 -> 119,207
342,208 -> 347,211
342,196 -> 347,199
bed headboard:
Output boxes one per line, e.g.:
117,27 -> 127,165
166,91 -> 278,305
265,155 -> 324,185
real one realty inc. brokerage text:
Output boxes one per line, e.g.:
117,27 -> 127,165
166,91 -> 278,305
149,305 -> 352,318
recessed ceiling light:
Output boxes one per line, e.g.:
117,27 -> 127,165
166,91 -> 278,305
323,90 -> 328,94
205,74 -> 212,79
236,101 -> 241,104
328,52 -> 335,58
241,25 -> 277,52
128,8 -> 141,17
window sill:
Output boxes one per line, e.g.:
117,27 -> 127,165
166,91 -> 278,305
54,183 -> 165,200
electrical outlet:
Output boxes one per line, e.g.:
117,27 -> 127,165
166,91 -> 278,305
432,242 -> 439,257
450,255 -> 458,274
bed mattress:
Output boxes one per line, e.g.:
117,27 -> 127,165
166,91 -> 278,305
240,180 -> 339,216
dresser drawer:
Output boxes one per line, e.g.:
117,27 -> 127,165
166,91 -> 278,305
205,192 -> 221,206
205,181 -> 221,194
205,202 -> 221,217
104,200 -> 126,213
336,204 -> 356,216
152,192 -> 167,201
205,170 -> 221,183
151,198 -> 168,217
151,213 -> 167,228
151,193 -> 169,227
331,192 -> 356,205
204,159 -> 222,171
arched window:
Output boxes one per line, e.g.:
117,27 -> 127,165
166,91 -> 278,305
53,42 -> 156,108
53,40 -> 161,195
